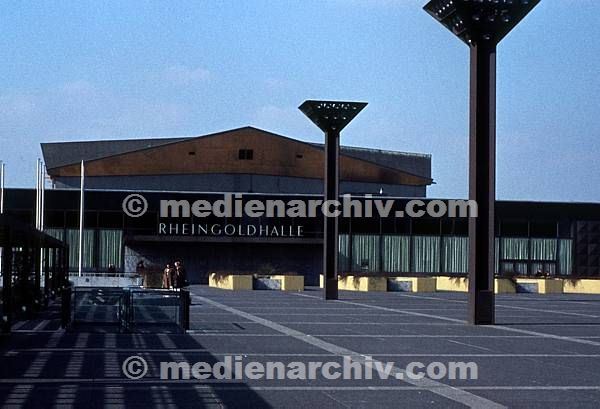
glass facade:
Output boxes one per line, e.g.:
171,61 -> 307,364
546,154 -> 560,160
351,234 -> 380,272
382,235 -> 410,273
49,228 -> 570,277
99,229 -> 123,269
66,229 -> 93,269
42,227 -> 124,273
337,234 -> 573,276
412,236 -> 440,273
4,189 -> 587,278
442,237 -> 468,273
559,239 -> 573,276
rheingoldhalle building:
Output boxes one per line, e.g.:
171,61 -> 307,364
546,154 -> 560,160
3,126 -> 600,285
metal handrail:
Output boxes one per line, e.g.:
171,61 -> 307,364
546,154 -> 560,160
63,286 -> 189,333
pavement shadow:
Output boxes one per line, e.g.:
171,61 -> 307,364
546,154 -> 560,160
0,323 -> 272,408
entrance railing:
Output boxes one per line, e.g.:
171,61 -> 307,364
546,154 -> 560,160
62,286 -> 190,333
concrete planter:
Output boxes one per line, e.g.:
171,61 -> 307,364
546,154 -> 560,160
210,274 -> 303,291
435,277 -> 516,294
272,275 -> 304,291
254,275 -> 304,291
209,273 -> 253,290
563,279 -> 600,294
388,277 -> 436,293
515,278 -> 563,294
494,278 -> 516,294
436,276 -> 468,292
338,276 -> 387,292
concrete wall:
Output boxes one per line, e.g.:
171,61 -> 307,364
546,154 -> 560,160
69,275 -> 143,287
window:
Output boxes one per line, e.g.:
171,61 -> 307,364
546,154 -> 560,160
442,236 -> 468,273
383,235 -> 411,273
99,229 -> 123,270
238,149 -> 254,160
412,236 -> 440,273
67,229 -> 95,270
351,235 -> 380,272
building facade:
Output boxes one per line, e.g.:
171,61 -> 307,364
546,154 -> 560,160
3,127 -> 599,285
42,126 -> 432,197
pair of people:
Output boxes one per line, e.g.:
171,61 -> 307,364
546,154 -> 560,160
162,261 -> 187,289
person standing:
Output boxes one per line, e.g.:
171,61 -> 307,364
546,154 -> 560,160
174,261 -> 188,289
136,260 -> 147,288
163,263 -> 175,289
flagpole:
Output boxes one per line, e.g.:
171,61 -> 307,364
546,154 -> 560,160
35,159 -> 40,230
0,161 -> 5,215
78,160 -> 85,277
40,162 -> 45,288
40,162 -> 45,231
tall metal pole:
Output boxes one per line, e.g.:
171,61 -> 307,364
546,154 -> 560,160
324,130 -> 340,300
78,160 -> 85,277
1,244 -> 13,333
64,246 -> 69,289
40,162 -> 45,232
22,246 -> 33,319
35,159 -> 40,230
43,247 -> 50,307
299,100 -> 367,301
51,248 -> 58,298
0,161 -> 5,214
468,44 -> 497,325
424,0 -> 541,325
34,245 -> 41,309
39,162 -> 45,288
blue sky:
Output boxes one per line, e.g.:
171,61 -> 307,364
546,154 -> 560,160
1,0 -> 598,201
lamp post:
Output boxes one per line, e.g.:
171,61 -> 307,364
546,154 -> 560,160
424,0 -> 541,324
299,100 -> 367,300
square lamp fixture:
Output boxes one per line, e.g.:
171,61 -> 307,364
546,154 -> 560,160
299,101 -> 368,133
424,0 -> 541,46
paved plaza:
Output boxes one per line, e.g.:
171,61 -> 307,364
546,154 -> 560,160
2,286 -> 600,408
